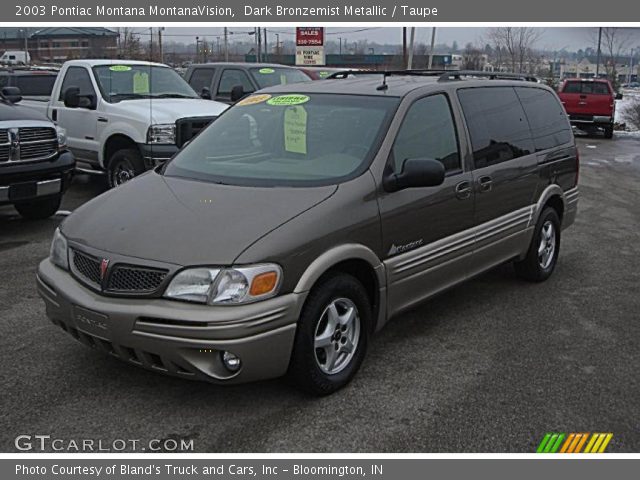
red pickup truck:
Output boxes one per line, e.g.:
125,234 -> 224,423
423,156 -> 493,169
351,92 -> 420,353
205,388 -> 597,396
558,78 -> 622,139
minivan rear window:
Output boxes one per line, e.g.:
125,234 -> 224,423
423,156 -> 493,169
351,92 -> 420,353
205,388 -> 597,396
457,87 -> 535,168
563,81 -> 611,94
515,87 -> 572,152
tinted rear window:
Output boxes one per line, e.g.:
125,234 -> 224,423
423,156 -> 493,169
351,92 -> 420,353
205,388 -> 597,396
563,81 -> 611,94
457,87 -> 534,168
515,87 -> 572,152
15,75 -> 57,96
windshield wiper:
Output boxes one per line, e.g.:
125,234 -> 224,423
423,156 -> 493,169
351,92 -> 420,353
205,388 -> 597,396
152,93 -> 197,99
109,93 -> 151,102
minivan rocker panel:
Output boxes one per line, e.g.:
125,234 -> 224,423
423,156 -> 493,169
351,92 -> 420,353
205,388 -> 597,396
37,75 -> 579,394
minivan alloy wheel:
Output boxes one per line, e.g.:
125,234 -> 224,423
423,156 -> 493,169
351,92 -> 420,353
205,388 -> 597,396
538,221 -> 556,269
314,298 -> 361,375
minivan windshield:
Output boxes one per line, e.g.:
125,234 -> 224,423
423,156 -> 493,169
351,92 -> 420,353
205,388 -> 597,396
249,67 -> 312,88
164,93 -> 399,187
93,64 -> 199,102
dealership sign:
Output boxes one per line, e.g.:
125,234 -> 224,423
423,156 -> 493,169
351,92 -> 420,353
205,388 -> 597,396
295,27 -> 325,66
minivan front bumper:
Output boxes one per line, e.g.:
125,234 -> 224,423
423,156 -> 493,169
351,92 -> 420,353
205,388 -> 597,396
37,258 -> 306,384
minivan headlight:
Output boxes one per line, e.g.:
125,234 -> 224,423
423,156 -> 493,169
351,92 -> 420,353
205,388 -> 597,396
49,228 -> 68,271
147,124 -> 176,144
164,264 -> 282,305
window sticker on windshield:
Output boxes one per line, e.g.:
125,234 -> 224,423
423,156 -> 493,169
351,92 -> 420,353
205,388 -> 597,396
284,106 -> 307,155
109,65 -> 132,72
133,71 -> 150,94
319,71 -> 331,78
267,94 -> 310,106
237,94 -> 272,106
258,68 -> 275,74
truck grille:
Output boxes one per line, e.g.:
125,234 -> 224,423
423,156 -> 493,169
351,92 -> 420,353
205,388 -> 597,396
70,248 -> 168,295
175,116 -> 216,148
0,126 -> 58,163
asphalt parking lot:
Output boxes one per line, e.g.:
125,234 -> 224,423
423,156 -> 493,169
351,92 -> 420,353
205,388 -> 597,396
1,135 -> 639,453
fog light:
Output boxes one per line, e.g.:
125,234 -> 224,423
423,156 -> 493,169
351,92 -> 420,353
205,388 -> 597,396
221,351 -> 241,372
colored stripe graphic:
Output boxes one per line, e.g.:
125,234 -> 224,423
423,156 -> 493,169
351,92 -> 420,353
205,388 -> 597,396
537,433 -> 612,453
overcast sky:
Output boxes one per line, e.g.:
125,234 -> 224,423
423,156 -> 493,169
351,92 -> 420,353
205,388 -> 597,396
148,27 -> 640,51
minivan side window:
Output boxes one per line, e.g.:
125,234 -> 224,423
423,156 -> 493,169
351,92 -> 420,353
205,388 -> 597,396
515,87 -> 572,152
392,94 -> 461,174
189,68 -> 215,93
58,67 -> 96,100
217,69 -> 255,97
457,87 -> 534,169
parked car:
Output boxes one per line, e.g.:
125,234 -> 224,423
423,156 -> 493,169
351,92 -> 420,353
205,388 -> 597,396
21,60 -> 228,187
0,69 -> 58,101
558,78 -> 621,138
0,86 -> 74,219
184,62 -> 312,103
37,72 -> 578,395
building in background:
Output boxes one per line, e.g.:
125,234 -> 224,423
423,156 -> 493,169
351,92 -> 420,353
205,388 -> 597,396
0,27 -> 117,64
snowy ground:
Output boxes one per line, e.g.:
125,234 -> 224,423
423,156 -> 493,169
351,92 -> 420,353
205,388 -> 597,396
615,89 -> 640,131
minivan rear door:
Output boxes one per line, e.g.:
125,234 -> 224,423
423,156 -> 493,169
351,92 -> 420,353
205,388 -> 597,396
457,86 -> 539,276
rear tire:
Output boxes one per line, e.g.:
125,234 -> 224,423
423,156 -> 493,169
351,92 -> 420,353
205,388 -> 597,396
288,273 -> 371,396
514,207 -> 561,282
107,148 -> 145,188
14,195 -> 61,220
604,124 -> 614,139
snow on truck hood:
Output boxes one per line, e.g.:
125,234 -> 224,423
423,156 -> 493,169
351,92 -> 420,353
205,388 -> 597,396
105,98 -> 228,124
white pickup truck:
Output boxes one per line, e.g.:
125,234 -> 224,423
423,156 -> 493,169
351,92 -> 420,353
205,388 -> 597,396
22,60 -> 228,187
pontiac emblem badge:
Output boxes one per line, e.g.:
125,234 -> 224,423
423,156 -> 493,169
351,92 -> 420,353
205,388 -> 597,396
100,259 -> 110,280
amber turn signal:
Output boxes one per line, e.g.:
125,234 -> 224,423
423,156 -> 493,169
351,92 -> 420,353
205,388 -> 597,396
249,271 -> 278,296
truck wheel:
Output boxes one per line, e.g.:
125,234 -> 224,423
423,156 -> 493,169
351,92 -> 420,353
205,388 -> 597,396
107,148 -> 145,188
604,125 -> 614,139
288,273 -> 371,396
514,207 -> 561,282
14,195 -> 61,220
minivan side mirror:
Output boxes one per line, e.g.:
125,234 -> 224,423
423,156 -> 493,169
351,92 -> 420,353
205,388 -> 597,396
615,92 -> 623,100
1,86 -> 22,103
201,87 -> 212,100
230,84 -> 245,103
384,158 -> 446,192
63,86 -> 97,110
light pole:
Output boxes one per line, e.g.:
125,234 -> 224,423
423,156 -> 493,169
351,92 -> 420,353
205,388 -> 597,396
628,48 -> 635,85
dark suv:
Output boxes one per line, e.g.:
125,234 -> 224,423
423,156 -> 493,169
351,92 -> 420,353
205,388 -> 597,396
38,70 -> 578,394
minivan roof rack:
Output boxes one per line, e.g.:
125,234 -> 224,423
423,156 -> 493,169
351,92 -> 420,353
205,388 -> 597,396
327,69 -> 447,80
438,70 -> 539,82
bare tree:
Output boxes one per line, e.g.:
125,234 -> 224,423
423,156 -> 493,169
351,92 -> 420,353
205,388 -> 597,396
591,27 -> 632,90
117,28 -> 142,59
463,43 -> 484,70
486,27 -> 543,73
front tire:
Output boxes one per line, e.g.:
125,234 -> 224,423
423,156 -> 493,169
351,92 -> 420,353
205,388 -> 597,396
107,148 -> 145,188
288,274 -> 371,395
514,207 -> 561,282
14,195 -> 61,220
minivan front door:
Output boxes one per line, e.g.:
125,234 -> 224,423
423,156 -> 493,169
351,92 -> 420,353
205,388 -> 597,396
378,93 -> 475,316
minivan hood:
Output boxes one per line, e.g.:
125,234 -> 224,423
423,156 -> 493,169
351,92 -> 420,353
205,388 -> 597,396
106,98 -> 228,124
61,171 -> 337,266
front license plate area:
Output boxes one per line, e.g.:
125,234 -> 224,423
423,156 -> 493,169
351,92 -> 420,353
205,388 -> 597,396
73,306 -> 111,340
9,182 -> 37,201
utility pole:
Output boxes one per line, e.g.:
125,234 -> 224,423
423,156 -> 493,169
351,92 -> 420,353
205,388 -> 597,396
158,27 -> 164,64
595,27 -> 602,77
275,33 -> 280,56
149,27 -> 153,62
224,27 -> 229,62
428,27 -> 437,70
629,48 -> 635,85
338,37 -> 342,55
407,27 -> 416,69
402,27 -> 407,69
257,28 -> 262,62
263,28 -> 268,63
